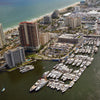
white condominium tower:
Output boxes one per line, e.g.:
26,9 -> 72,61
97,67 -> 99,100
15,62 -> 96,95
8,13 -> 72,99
4,47 -> 25,68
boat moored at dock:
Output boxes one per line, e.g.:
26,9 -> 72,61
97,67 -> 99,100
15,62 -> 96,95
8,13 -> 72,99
19,65 -> 34,73
30,78 -> 48,92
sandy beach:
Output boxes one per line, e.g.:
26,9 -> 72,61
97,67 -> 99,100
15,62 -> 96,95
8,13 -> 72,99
4,2 -> 80,34
59,2 -> 80,12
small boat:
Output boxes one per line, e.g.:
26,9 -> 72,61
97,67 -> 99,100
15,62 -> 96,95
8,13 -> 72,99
86,61 -> 91,67
42,71 -> 49,77
1,88 -> 5,92
94,47 -> 98,53
69,81 -> 74,88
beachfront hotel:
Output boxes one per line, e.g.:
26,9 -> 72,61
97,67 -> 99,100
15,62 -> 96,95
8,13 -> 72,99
4,47 -> 25,68
18,22 -> 40,51
0,23 -> 5,48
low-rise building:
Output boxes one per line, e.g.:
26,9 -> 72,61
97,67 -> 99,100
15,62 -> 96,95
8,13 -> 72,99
58,34 -> 83,44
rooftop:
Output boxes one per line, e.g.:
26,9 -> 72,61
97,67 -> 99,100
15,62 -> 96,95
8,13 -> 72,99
59,34 -> 76,39
63,13 -> 71,17
19,21 -> 35,25
6,47 -> 24,54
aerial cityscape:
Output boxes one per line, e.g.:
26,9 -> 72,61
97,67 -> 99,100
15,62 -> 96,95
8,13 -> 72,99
0,0 -> 100,100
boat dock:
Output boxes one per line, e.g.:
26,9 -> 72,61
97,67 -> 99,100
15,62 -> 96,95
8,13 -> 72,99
29,38 -> 100,93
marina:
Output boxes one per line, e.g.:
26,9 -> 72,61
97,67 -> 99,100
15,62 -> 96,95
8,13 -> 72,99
29,38 -> 100,93
0,48 -> 100,100
0,0 -> 100,99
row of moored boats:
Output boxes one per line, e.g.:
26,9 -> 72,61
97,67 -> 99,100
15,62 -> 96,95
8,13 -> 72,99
29,38 -> 100,93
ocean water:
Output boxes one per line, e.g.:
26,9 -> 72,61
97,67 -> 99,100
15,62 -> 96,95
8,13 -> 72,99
0,0 -> 81,30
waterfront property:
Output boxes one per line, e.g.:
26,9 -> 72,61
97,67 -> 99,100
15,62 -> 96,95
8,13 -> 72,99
1,0 -> 100,99
4,47 -> 25,68
29,37 -> 100,93
51,10 -> 59,19
43,42 -> 74,58
58,34 -> 84,44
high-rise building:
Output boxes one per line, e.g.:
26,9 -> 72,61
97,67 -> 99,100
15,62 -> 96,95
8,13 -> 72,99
43,16 -> 52,24
18,22 -> 40,51
64,14 -> 81,29
40,33 -> 50,45
4,47 -> 25,68
74,6 -> 81,12
51,10 -> 59,19
0,23 -> 5,48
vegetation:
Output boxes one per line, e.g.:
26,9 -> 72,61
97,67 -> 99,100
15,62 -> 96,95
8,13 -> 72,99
67,7 -> 74,12
26,53 -> 38,59
7,67 -> 18,72
39,25 -> 48,30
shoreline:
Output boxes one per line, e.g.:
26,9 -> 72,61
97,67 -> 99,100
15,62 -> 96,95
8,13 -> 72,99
4,1 -> 80,34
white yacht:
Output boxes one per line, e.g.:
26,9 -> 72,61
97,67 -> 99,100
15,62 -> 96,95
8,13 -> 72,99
80,61 -> 86,68
94,47 -> 98,53
86,61 -> 91,67
35,78 -> 48,91
69,58 -> 74,64
76,60 -> 82,67
75,49 -> 79,54
69,81 -> 74,88
19,65 -> 34,73
72,59 -> 78,66
43,71 -> 50,77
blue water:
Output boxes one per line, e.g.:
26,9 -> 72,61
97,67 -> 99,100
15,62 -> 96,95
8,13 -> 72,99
0,0 -> 81,29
